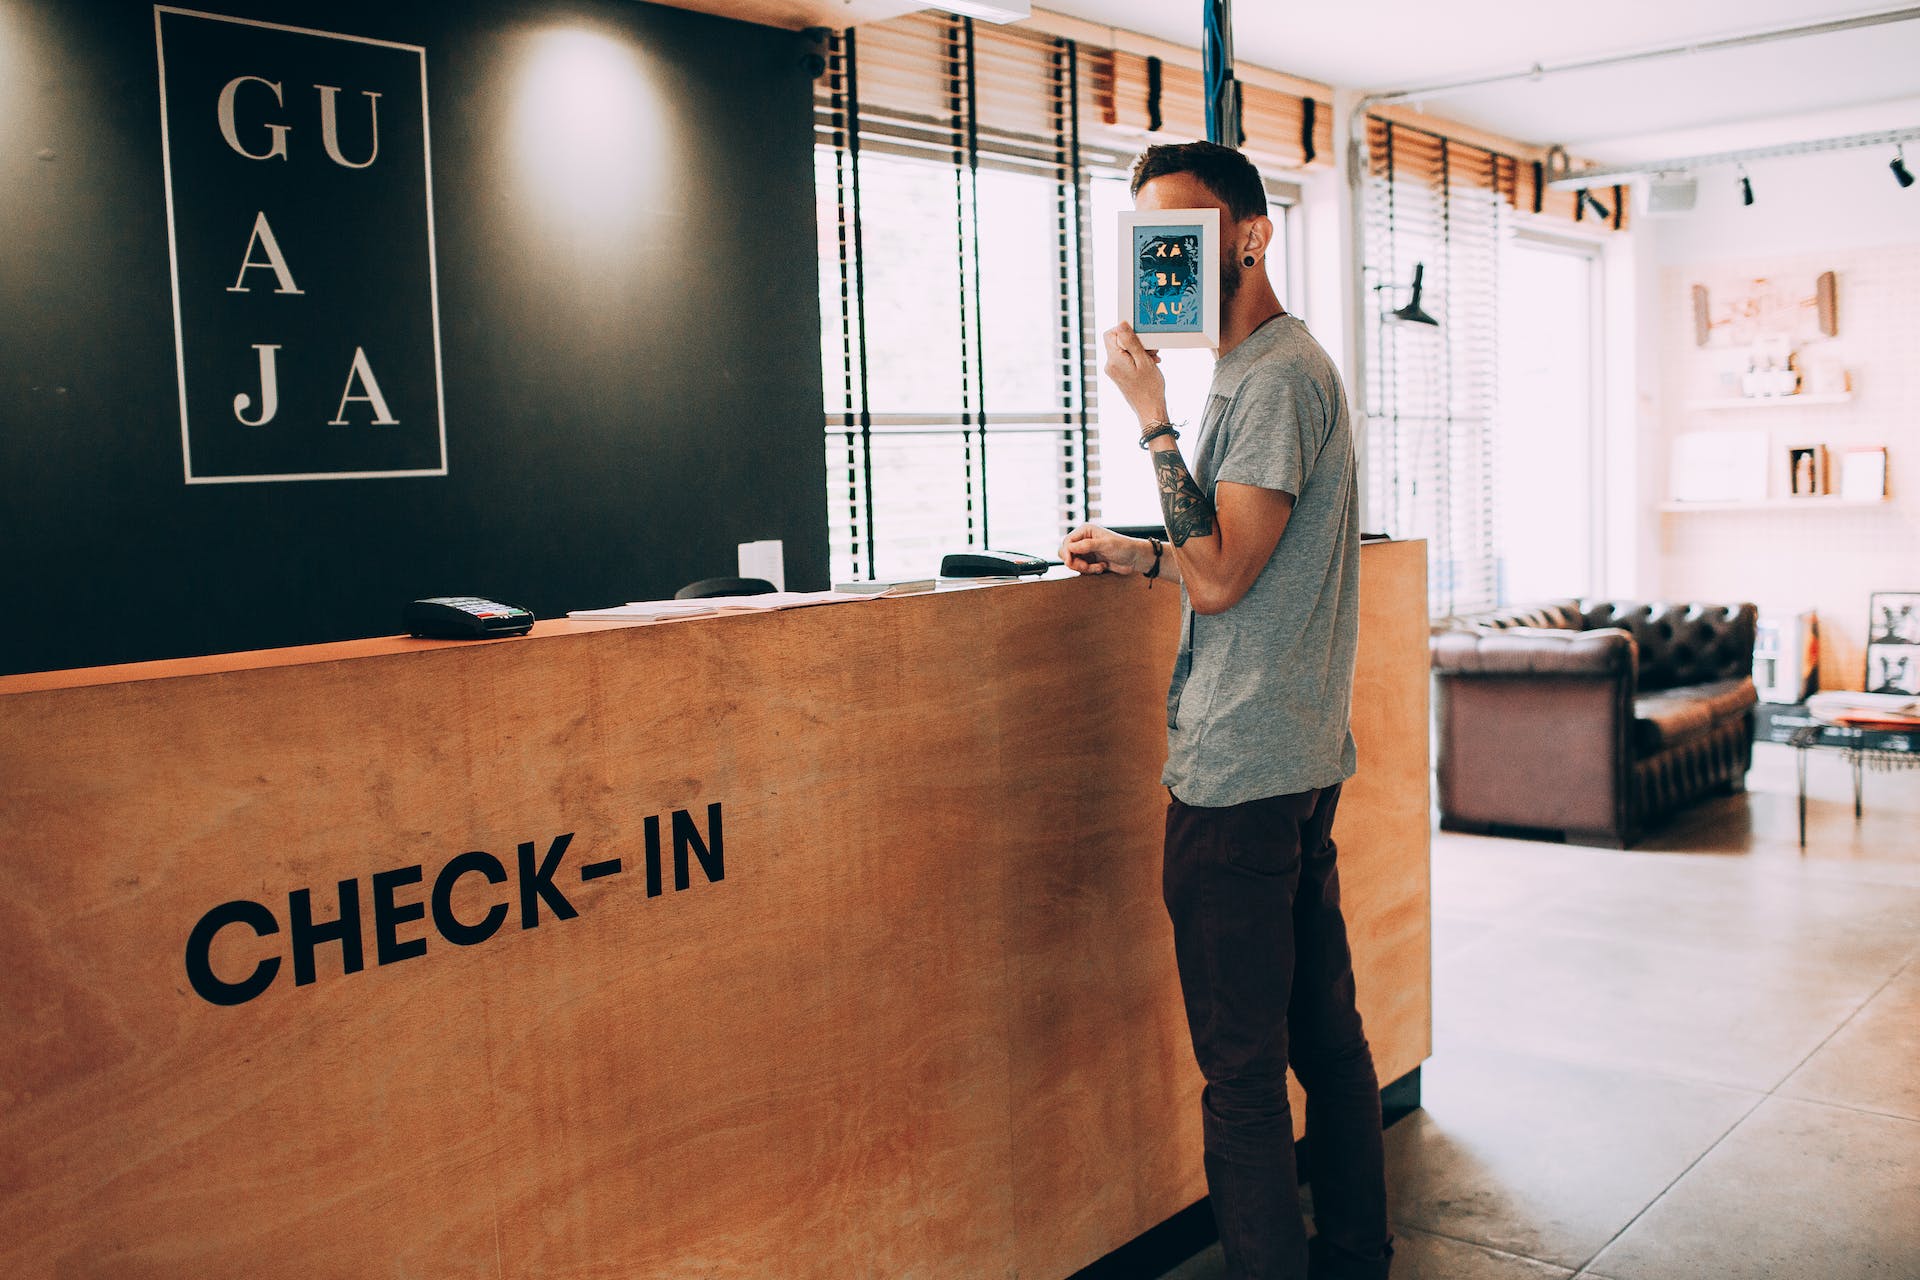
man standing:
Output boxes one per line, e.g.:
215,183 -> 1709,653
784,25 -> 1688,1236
1059,142 -> 1391,1280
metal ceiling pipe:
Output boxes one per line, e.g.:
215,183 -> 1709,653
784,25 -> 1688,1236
1203,0 -> 1241,146
1549,125 -> 1920,187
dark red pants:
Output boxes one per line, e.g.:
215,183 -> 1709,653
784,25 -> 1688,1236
1163,785 -> 1393,1280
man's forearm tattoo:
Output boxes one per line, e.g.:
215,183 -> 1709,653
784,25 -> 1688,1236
1153,447 -> 1216,546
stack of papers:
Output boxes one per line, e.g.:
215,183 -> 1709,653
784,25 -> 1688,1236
566,591 -> 879,623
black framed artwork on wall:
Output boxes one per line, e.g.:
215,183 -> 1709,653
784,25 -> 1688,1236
1867,645 -> 1920,695
1867,591 -> 1920,645
1866,591 -> 1920,695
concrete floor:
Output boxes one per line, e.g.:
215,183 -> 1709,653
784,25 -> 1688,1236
1156,743 -> 1920,1279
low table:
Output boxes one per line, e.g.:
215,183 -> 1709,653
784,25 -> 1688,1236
1785,720 -> 1920,848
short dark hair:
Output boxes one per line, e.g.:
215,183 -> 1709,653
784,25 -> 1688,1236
1129,142 -> 1267,223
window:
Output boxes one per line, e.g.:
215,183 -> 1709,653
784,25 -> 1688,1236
1362,117 -> 1625,618
1496,235 -> 1601,602
815,17 -> 1091,581
817,16 -> 1334,579
1363,123 -> 1509,617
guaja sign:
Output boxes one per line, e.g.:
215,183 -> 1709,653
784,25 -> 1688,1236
156,6 -> 447,483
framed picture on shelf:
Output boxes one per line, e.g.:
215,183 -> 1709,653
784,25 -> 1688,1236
1118,208 -> 1219,350
1670,431 -> 1768,502
1840,447 -> 1888,500
1866,644 -> 1920,695
1868,591 -> 1920,645
1786,443 -> 1826,496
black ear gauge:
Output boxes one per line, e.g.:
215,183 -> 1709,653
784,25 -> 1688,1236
1243,254 -> 1256,267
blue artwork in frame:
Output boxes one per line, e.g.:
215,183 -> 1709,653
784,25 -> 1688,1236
1134,226 -> 1202,329
1117,208 -> 1219,349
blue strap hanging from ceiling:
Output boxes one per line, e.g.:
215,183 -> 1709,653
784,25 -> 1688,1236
1202,0 -> 1241,147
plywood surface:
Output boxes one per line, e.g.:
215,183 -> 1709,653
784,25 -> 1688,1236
0,542 -> 1429,1278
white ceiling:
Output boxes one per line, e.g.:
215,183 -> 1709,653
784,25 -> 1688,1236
1033,1 -> 1920,162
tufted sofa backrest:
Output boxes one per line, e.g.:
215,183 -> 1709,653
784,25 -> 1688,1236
1442,598 -> 1758,691
1579,601 -> 1757,691
1446,599 -> 1585,633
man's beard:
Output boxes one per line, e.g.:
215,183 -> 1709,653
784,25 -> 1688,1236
1220,251 -> 1244,302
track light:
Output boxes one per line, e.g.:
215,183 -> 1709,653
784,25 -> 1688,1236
1895,147 -> 1915,189
1739,169 -> 1754,206
1579,188 -> 1611,221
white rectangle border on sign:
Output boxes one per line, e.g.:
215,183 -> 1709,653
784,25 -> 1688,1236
155,6 -> 449,484
1117,209 -> 1218,350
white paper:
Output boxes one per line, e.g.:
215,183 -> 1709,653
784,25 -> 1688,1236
737,540 -> 786,591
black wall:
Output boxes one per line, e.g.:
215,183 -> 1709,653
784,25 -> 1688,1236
0,0 -> 827,675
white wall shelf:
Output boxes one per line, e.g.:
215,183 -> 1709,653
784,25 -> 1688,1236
1684,393 -> 1853,410
1659,496 -> 1889,513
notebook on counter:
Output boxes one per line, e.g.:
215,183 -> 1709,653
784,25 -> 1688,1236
830,577 -> 937,596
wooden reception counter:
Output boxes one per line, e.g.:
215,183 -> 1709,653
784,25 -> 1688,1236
0,539 -> 1429,1279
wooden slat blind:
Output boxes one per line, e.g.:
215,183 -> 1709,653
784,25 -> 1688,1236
814,14 -> 1094,581
1369,115 -> 1628,232
851,13 -> 953,125
814,12 -> 1337,581
1362,114 -> 1621,616
1240,78 -> 1333,172
1362,116 -> 1503,616
1077,46 -> 1332,175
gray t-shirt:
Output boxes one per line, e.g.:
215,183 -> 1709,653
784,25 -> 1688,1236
1161,313 -> 1360,807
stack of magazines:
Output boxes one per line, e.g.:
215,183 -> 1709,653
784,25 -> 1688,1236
1806,691 -> 1920,730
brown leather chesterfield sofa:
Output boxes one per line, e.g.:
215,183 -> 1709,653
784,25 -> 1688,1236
1431,600 -> 1759,847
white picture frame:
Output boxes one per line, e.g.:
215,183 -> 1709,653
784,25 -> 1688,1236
1117,208 -> 1219,350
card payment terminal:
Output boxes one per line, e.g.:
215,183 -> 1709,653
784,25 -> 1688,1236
405,597 -> 536,639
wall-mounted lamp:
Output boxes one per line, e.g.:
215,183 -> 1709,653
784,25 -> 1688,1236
1894,147 -> 1915,189
942,0 -> 1031,22
1379,262 -> 1439,327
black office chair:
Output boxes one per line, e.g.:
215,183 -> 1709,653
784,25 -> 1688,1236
674,576 -> 776,600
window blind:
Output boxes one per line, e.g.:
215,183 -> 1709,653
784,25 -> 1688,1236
1362,115 -> 1624,618
817,16 -> 1336,580
814,15 -> 1093,581
1076,46 -> 1333,178
1363,118 -> 1503,617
